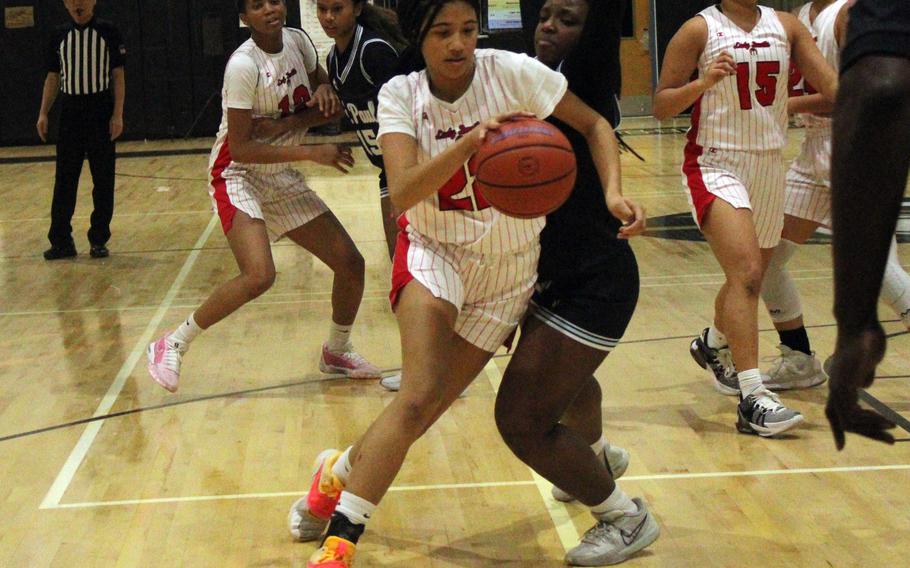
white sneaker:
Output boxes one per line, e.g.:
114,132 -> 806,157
736,387 -> 804,437
147,333 -> 187,393
379,373 -> 467,398
565,497 -> 660,566
379,373 -> 401,391
763,345 -> 827,390
552,445 -> 631,503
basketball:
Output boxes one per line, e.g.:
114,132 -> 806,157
473,119 -> 576,219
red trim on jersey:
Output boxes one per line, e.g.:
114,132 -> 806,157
389,214 -> 415,309
210,138 -> 237,234
684,96 -> 715,226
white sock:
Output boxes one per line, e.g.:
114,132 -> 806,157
882,237 -> 910,328
327,321 -> 353,352
171,313 -> 202,346
590,435 -> 607,456
591,485 -> 637,517
737,368 -> 763,397
332,446 -> 354,485
707,325 -> 727,349
336,491 -> 376,526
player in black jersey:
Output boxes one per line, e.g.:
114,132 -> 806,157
317,0 -> 406,261
826,0 -> 910,449
494,1 -> 656,565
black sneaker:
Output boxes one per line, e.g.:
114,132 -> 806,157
89,244 -> 109,258
43,243 -> 77,260
689,328 -> 739,395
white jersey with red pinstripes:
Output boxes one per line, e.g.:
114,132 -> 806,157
689,5 -> 790,152
807,0 -> 847,133
208,27 -> 319,176
376,49 -> 568,255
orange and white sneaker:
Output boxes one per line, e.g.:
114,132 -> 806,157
319,344 -> 381,379
289,449 -> 345,542
147,333 -> 187,393
307,536 -> 356,568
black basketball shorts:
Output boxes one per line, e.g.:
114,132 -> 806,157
529,247 -> 639,352
841,0 -> 910,73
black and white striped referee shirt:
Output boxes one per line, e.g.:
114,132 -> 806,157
46,17 -> 125,96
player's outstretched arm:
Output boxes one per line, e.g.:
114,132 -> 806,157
653,18 -> 722,120
551,90 -> 644,238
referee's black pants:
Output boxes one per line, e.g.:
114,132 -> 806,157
48,91 -> 116,248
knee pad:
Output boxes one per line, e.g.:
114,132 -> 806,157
881,236 -> 910,325
761,239 -> 803,323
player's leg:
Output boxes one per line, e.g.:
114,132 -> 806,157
702,200 -> 803,436
147,211 -> 275,392
306,281 -> 493,566
761,214 -> 827,390
827,54 -> 910,446
496,317 -> 658,565
285,210 -> 380,379
379,194 -> 398,261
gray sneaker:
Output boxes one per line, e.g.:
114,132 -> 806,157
565,497 -> 660,566
379,373 -> 401,391
736,388 -> 804,437
689,328 -> 739,395
552,445 -> 630,503
763,345 -> 827,390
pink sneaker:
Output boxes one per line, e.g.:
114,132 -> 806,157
146,333 -> 187,393
288,449 -> 344,542
319,344 -> 381,379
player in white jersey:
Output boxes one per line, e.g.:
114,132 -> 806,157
654,0 -> 837,437
289,1 -> 641,566
760,0 -> 910,392
146,0 -> 380,393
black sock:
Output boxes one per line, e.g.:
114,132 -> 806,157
324,511 -> 366,545
778,327 -> 811,356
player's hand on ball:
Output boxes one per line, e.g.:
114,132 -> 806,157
307,84 -> 342,118
607,195 -> 646,239
310,143 -> 354,173
470,111 -> 536,150
703,51 -> 736,88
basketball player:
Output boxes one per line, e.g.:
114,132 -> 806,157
288,1 -> 641,566
494,0 -> 658,565
316,0 -> 410,391
826,0 -> 910,449
759,0 -> 910,394
146,0 -> 381,393
654,0 -> 838,436
318,0 -> 405,261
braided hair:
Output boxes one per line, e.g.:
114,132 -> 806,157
395,0 -> 481,74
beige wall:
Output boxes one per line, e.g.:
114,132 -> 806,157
621,0 -> 653,97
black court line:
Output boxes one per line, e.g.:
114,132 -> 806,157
859,389 -> 910,436
3,318 -> 906,443
0,140 -> 358,166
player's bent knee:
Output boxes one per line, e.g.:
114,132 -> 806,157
244,269 -> 276,298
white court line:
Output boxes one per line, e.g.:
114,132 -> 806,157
481,360 -> 581,552
43,464 -> 910,510
39,216 -> 219,510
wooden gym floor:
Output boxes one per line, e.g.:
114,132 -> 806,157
1,117 -> 908,567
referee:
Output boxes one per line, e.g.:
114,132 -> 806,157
37,0 -> 125,260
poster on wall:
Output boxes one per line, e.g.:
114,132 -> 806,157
487,0 -> 521,30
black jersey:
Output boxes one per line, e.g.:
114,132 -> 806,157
538,65 -> 626,277
840,0 -> 910,73
327,24 -> 398,172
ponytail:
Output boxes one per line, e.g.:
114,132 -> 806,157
358,3 -> 409,53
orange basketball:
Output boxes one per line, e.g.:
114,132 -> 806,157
474,119 -> 576,219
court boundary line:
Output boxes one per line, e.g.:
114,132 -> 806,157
38,216 -> 219,510
42,463 -> 910,510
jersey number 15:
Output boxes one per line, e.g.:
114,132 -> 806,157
736,61 -> 780,110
